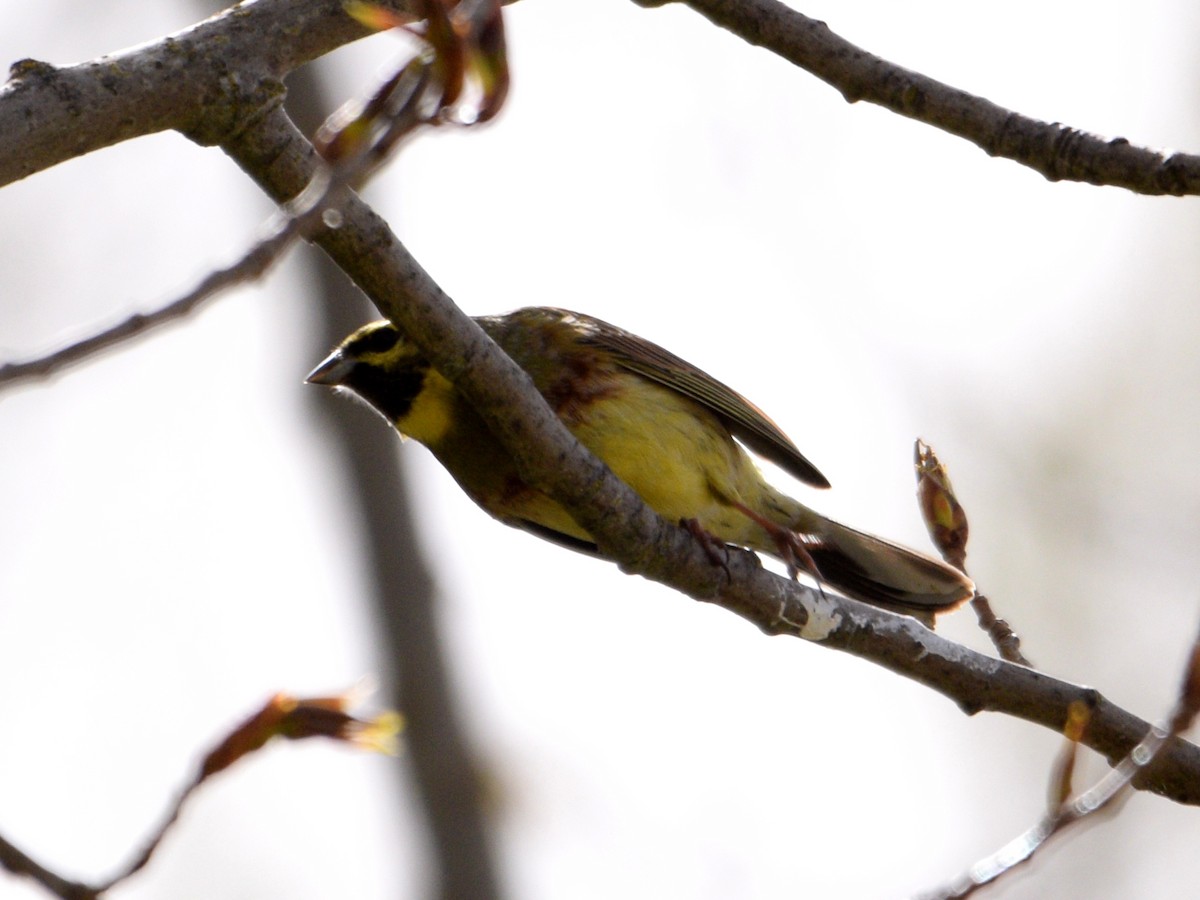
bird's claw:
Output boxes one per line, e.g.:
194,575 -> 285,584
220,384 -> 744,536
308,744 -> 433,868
682,518 -> 732,581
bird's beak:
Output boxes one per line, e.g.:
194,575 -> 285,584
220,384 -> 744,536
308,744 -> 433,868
305,350 -> 353,386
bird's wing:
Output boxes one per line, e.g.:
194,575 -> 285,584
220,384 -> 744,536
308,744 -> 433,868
512,518 -> 605,558
567,310 -> 831,488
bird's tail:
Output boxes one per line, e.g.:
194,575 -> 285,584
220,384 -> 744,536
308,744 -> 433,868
802,515 -> 974,625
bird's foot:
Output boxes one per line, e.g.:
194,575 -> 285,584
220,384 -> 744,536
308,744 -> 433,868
729,501 -> 828,600
681,518 -> 731,580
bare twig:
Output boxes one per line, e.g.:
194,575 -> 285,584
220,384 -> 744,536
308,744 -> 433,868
924,622 -> 1200,898
0,835 -> 93,900
0,0 -> 401,187
645,0 -> 1200,196
0,18 -> 443,392
0,0 -> 522,189
0,693 -> 397,899
0,207 -> 303,390
4,0 -> 1198,197
0,163 -> 354,390
915,440 -> 1031,665
967,593 -> 1028,666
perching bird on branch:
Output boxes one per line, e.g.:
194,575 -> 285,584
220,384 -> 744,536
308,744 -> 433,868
308,307 -> 973,621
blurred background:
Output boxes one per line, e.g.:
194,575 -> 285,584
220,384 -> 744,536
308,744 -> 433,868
2,0 -> 1200,897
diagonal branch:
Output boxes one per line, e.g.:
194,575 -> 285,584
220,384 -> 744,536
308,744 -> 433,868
219,102 -> 1200,807
0,207 -> 304,388
0,0 -> 416,187
0,834 -> 91,900
1,692 -> 397,899
645,0 -> 1200,195
925,625 -> 1200,898
4,0 -> 1199,830
5,0 -> 1197,197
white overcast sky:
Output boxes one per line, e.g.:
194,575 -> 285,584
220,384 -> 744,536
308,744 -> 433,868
2,1 -> 1200,898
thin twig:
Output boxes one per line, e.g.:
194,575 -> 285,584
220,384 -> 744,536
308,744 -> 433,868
0,834 -> 94,900
924,621 -> 1200,898
0,219 -> 299,390
0,177 -> 331,390
0,693 -> 396,899
968,593 -> 1029,666
914,439 -> 1032,665
656,0 -> 1200,195
0,55 -> 435,393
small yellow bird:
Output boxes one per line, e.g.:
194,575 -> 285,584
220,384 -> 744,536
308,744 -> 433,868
308,307 -> 973,620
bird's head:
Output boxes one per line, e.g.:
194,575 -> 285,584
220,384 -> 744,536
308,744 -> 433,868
306,320 -> 432,424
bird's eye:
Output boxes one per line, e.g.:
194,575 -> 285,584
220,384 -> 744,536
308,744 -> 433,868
352,324 -> 403,356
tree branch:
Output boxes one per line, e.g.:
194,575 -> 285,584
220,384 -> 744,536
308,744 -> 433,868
925,627 -> 1200,897
3,0 -> 1197,846
0,833 -> 91,900
0,206 -> 305,388
649,0 -> 1200,195
1,692 -> 397,899
217,102 -> 1200,806
0,0 -> 411,187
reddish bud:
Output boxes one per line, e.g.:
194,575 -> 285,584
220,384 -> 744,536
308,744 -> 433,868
915,438 -> 969,568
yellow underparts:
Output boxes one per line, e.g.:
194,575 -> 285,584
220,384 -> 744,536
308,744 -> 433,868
568,376 -> 783,551
397,369 -> 457,446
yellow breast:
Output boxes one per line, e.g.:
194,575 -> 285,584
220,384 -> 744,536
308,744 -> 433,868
397,369 -> 457,445
567,375 -> 768,536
